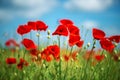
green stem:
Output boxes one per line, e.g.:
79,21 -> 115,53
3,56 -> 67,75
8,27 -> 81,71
37,31 -> 40,50
57,36 -> 61,80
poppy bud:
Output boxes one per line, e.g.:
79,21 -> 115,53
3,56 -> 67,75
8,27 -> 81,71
61,57 -> 63,61
47,30 -> 51,35
23,70 -> 26,74
87,42 -> 90,47
114,50 -> 117,54
38,54 -> 41,58
104,54 -> 107,58
93,40 -> 96,44
91,67 -> 94,71
101,68 -> 104,71
43,64 -> 46,68
14,73 -> 17,76
114,43 -> 118,47
93,45 -> 96,48
36,33 -> 40,37
41,48 -> 44,51
47,35 -> 51,39
118,57 -> 120,61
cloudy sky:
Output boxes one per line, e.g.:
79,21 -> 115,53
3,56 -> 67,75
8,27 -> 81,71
0,0 -> 120,47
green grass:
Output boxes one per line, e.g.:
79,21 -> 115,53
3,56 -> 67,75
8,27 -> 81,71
0,46 -> 120,80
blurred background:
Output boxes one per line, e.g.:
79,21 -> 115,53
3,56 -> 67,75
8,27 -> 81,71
0,0 -> 120,48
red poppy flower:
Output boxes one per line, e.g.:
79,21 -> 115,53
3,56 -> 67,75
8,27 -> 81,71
36,20 -> 48,31
47,45 -> 60,59
59,19 -> 74,25
41,45 -> 60,61
67,24 -> 80,35
100,38 -> 115,52
27,21 -> 37,30
69,34 -> 80,47
76,40 -> 84,47
5,39 -> 19,47
108,35 -> 120,43
92,28 -> 105,40
52,25 -> 68,36
17,25 -> 31,36
71,51 -> 78,61
41,48 -> 50,60
17,58 -> 29,70
94,54 -> 104,62
6,58 -> 16,64
30,49 -> 38,56
21,38 -> 37,50
63,55 -> 70,62
46,55 -> 52,62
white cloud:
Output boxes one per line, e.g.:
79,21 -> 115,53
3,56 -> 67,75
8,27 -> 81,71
82,21 -> 98,29
64,0 -> 113,12
0,0 -> 58,21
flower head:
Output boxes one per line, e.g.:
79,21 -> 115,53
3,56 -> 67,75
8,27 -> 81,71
6,58 -> 16,64
17,25 -> 31,35
52,25 -> 68,36
92,28 -> 105,40
21,38 -> 37,50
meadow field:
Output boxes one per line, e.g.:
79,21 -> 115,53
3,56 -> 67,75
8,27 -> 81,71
0,19 -> 120,80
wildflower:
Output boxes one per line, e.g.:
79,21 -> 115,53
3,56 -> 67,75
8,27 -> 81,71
27,21 -> 36,30
59,19 -> 74,25
108,35 -> 120,43
5,39 -> 19,47
76,40 -> 84,48
21,38 -> 37,50
100,38 -> 115,52
94,54 -> 105,62
63,55 -> 70,62
17,25 -> 31,35
69,34 -> 80,47
92,28 -> 105,40
17,58 -> 29,70
36,20 -> 48,31
6,58 -> 16,64
52,25 -> 68,36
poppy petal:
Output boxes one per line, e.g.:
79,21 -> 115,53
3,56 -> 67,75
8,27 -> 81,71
93,28 -> 105,40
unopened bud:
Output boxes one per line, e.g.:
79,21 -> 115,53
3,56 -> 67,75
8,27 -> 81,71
43,64 -> 46,68
104,54 -> 107,58
41,48 -> 44,51
38,54 -> 41,58
93,45 -> 96,48
47,30 -> 51,35
47,35 -> 51,39
114,43 -> 118,47
87,42 -> 90,47
14,73 -> 17,76
36,33 -> 40,37
23,70 -> 26,74
101,68 -> 104,71
118,57 -> 120,60
114,50 -> 117,54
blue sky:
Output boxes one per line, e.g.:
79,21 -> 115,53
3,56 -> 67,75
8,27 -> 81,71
0,0 -> 120,47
